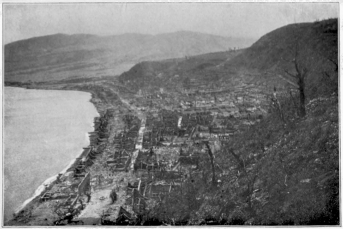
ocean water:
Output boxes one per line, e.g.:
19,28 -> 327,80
4,87 -> 99,222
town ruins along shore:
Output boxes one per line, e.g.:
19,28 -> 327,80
6,72 -> 261,225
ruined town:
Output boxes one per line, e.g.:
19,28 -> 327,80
4,6 -> 339,226
7,68 -> 270,225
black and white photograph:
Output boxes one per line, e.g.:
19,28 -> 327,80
2,1 -> 340,226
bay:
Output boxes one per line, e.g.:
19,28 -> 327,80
4,87 -> 99,222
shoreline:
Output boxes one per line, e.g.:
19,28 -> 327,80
13,134 -> 94,216
4,86 -> 101,224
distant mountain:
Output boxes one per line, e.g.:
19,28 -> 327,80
5,31 -> 255,82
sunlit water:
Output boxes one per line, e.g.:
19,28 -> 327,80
4,87 -> 99,222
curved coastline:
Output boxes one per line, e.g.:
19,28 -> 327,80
13,134 -> 92,215
5,87 -> 100,222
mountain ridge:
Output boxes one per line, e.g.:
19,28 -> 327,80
5,31 -> 255,82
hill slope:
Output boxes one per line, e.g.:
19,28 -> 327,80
119,19 -> 338,99
118,49 -> 243,92
116,19 -> 339,225
226,19 -> 337,71
225,19 -> 338,97
5,31 -> 254,82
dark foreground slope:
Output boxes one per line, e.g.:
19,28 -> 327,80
141,95 -> 338,225
5,31 -> 254,82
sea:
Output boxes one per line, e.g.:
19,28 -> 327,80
3,87 -> 99,222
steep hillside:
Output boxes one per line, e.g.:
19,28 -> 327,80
226,19 -> 338,97
119,19 -> 337,100
5,31 -> 254,82
115,19 -> 339,225
144,94 -> 338,225
227,19 -> 337,70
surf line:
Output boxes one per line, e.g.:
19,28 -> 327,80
13,112 -> 100,218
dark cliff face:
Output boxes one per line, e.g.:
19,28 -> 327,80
5,31 -> 255,82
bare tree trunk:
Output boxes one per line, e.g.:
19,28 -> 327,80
280,30 -> 308,118
284,70 -> 307,117
298,78 -> 306,117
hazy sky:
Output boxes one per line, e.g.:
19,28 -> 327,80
4,2 -> 339,44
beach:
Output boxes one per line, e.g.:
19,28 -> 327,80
4,87 -> 99,222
